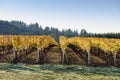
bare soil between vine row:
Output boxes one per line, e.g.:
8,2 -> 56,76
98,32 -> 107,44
0,45 -> 120,67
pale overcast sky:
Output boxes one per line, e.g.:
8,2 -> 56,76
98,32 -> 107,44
0,0 -> 120,33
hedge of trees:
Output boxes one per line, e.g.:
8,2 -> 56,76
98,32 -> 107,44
0,20 -> 120,42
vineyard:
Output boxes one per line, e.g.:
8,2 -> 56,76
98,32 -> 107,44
0,35 -> 120,67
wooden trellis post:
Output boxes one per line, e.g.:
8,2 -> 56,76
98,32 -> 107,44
87,50 -> 91,65
113,53 -> 117,66
13,48 -> 18,64
37,48 -> 41,63
62,48 -> 65,65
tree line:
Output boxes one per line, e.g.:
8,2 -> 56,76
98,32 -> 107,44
0,20 -> 120,41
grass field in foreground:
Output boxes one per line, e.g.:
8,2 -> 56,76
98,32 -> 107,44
0,63 -> 120,80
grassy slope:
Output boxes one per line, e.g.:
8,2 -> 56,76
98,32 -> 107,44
0,63 -> 120,80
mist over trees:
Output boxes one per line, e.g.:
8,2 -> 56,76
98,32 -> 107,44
0,20 -> 120,41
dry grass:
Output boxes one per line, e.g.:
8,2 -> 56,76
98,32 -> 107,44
0,63 -> 120,80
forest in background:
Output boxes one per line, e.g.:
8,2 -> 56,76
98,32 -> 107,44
0,20 -> 120,41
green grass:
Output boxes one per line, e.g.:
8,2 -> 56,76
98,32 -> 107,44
0,63 -> 120,80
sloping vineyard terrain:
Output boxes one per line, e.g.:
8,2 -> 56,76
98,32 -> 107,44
0,35 -> 57,64
59,36 -> 120,67
0,35 -> 120,67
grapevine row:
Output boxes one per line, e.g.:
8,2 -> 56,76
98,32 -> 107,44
59,36 -> 120,65
0,35 -> 57,63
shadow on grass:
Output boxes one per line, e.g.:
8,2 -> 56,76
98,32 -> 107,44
0,63 -> 120,76
38,64 -> 120,76
0,63 -> 38,73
